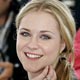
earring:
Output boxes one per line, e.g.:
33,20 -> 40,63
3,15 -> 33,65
59,54 -> 67,63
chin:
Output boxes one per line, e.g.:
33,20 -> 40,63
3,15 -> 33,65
23,64 -> 44,73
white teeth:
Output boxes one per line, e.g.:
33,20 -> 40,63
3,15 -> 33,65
26,53 -> 41,58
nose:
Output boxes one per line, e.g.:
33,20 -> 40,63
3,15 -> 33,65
27,37 -> 38,50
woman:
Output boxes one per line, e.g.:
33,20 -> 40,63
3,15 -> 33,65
16,0 -> 77,80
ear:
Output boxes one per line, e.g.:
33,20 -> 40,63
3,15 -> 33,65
60,40 -> 66,53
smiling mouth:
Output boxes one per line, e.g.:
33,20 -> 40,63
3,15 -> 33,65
24,52 -> 43,59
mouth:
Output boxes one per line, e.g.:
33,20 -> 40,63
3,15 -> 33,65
24,52 -> 43,59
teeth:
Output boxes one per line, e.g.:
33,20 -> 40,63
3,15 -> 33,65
26,53 -> 41,58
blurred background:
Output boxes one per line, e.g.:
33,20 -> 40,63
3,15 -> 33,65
60,0 -> 80,30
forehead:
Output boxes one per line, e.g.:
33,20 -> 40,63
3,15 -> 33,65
20,11 -> 59,31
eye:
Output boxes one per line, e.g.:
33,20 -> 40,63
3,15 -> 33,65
20,31 -> 31,37
40,34 -> 51,40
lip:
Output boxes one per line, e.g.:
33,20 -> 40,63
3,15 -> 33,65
24,52 -> 43,60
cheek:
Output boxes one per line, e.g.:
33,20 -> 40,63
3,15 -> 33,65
16,37 -> 27,67
45,46 -> 60,60
16,36 -> 26,59
43,41 -> 61,55
39,42 -> 60,68
16,37 -> 22,52
44,42 -> 61,65
16,36 -> 26,51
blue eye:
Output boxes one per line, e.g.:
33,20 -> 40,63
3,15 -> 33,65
20,32 -> 30,37
40,35 -> 51,40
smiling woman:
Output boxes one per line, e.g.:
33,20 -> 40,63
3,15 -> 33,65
16,0 -> 77,80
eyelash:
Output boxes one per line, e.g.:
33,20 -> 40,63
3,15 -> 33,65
20,32 -> 31,37
40,35 -> 51,40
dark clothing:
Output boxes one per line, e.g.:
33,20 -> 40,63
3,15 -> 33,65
75,0 -> 80,29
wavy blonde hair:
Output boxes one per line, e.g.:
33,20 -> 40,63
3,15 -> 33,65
16,0 -> 76,80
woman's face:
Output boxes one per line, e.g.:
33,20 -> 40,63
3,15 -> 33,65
16,11 -> 65,73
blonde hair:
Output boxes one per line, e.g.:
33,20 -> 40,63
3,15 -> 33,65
16,0 -> 76,80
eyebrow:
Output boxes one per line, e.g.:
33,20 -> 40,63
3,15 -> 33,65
19,28 -> 55,35
40,31 -> 55,35
19,28 -> 30,32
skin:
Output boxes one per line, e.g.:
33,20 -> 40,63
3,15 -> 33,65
17,11 -> 65,80
0,62 -> 13,80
